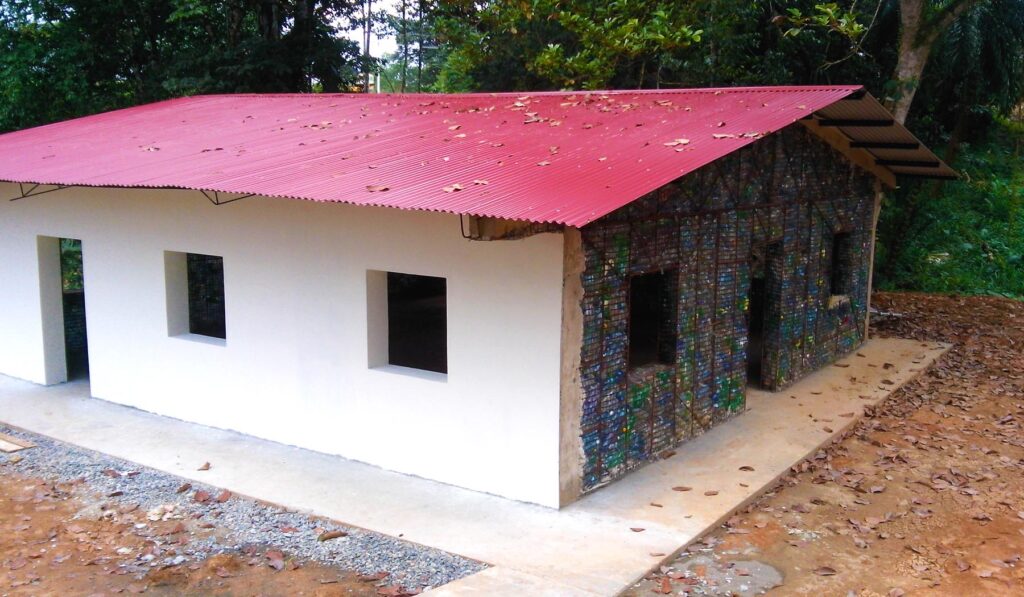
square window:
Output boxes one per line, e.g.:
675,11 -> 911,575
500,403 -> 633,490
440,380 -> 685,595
368,271 -> 447,375
627,270 -> 678,369
165,251 -> 226,342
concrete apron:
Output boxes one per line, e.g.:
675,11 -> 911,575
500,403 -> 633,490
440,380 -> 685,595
0,337 -> 949,596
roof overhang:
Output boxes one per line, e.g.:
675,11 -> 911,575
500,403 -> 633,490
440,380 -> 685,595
801,90 -> 957,188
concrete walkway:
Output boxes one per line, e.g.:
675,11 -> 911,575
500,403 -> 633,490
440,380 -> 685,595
0,338 -> 948,596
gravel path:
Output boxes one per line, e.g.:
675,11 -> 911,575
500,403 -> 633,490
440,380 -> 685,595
0,423 -> 486,591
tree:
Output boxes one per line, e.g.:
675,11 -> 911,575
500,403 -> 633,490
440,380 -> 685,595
889,0 -> 987,123
0,0 -> 367,132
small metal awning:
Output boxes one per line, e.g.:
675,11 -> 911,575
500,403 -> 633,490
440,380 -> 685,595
805,91 -> 957,185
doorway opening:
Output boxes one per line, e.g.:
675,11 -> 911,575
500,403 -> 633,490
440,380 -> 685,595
747,243 -> 779,388
60,239 -> 89,380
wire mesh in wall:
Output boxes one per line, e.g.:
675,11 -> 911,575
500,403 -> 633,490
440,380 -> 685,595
579,127 -> 877,491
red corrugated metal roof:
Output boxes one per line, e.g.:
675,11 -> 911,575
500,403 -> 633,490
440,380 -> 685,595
0,86 -> 866,226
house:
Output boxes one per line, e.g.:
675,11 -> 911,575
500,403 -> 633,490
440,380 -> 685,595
0,87 -> 953,508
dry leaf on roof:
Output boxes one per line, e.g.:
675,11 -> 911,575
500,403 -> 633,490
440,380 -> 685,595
442,183 -> 464,192
366,185 -> 389,192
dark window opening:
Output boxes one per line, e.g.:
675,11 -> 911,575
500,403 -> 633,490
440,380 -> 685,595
187,253 -> 226,339
830,232 -> 853,296
387,272 -> 447,374
628,270 -> 678,369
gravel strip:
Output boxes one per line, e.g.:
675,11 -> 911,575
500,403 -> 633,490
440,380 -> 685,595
0,423 -> 486,591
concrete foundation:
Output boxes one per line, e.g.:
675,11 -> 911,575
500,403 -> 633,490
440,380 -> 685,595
0,337 -> 948,595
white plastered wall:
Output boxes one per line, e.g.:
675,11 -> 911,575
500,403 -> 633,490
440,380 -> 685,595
0,184 -> 566,507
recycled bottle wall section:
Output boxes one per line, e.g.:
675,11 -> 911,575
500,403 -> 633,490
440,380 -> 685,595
578,127 -> 876,491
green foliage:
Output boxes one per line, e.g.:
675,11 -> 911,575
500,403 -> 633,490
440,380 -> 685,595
430,0 -> 893,91
529,0 -> 702,89
876,120 -> 1024,299
0,0 -> 366,133
778,3 -> 868,40
60,238 -> 83,291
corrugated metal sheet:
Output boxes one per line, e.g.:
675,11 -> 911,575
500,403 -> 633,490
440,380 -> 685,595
0,86 -> 938,226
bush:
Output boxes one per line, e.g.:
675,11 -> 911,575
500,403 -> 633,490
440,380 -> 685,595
876,119 -> 1024,300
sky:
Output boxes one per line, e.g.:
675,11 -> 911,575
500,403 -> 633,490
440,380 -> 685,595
341,0 -> 400,58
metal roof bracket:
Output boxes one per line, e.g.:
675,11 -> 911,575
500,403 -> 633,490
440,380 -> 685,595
200,190 -> 255,206
8,183 -> 71,202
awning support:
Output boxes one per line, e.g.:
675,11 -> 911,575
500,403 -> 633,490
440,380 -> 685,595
200,190 -> 254,206
876,159 -> 941,168
818,118 -> 894,127
850,141 -> 920,150
8,183 -> 70,202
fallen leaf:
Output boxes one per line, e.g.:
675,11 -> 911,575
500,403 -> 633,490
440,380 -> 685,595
215,490 -> 231,503
739,465 -> 755,472
537,160 -> 551,166
704,490 -> 719,496
318,530 -> 349,542
175,483 -> 191,494
672,486 -> 693,492
653,577 -> 673,594
9,557 -> 28,570
366,185 -> 389,192
472,179 -> 488,185
266,550 -> 285,571
663,138 -> 690,147
197,462 -> 211,471
442,183 -> 463,193
814,566 -> 837,576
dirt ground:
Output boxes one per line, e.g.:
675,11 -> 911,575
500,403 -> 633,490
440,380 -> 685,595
628,292 -> 1024,596
0,473 -> 411,596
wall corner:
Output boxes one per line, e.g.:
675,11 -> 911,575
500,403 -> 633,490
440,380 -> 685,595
865,179 -> 885,337
558,227 -> 585,507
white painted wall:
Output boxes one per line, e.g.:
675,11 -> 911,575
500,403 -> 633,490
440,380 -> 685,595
0,184 -> 566,507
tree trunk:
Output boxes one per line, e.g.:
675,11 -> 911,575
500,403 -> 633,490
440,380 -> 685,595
259,1 -> 281,42
889,0 -> 981,124
890,41 -> 932,124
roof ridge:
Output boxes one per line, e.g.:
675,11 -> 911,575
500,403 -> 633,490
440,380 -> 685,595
182,85 -> 864,102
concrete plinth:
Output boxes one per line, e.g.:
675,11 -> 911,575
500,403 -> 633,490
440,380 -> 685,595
0,338 -> 948,595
